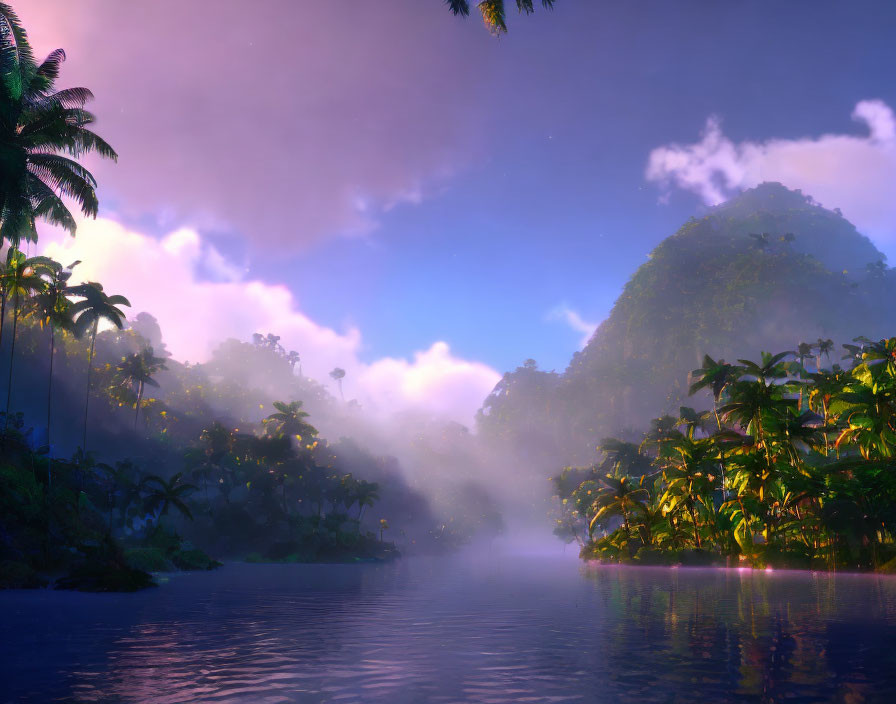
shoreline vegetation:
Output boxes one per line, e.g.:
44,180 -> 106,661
1,406 -> 402,592
552,337 -> 896,575
0,6 -> 463,592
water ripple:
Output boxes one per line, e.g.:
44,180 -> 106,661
3,558 -> 896,702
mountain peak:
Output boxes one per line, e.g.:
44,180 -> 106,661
714,181 -> 818,214
697,182 -> 885,272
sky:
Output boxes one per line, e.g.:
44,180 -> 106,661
18,0 -> 896,424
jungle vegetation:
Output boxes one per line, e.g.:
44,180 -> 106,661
551,337 -> 896,571
0,243 -> 411,586
0,4 -> 491,590
479,183 -> 896,478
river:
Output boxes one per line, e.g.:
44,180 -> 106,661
3,555 -> 896,703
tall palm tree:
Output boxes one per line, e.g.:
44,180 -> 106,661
29,258 -> 77,484
0,3 -> 116,248
68,282 -> 130,452
262,400 -> 318,445
815,338 -> 834,371
329,367 -> 346,400
112,346 -> 167,430
3,249 -> 54,428
140,472 -> 197,530
689,355 -> 741,429
355,479 -> 380,522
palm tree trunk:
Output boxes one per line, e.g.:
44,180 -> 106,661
4,293 -> 20,429
82,321 -> 97,453
713,397 -> 728,500
47,326 -> 55,488
688,501 -> 702,548
134,381 -> 143,431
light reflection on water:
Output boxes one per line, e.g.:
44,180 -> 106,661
3,556 -> 896,703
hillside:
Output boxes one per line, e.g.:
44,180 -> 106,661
477,182 -> 896,466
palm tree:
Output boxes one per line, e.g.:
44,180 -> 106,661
0,4 -> 116,248
657,436 -> 721,548
3,250 -> 54,428
446,0 -> 556,34
140,472 -> 197,530
329,367 -> 346,400
262,400 -> 318,445
719,352 -> 795,450
68,282 -> 130,452
584,469 -> 650,543
815,338 -> 834,371
807,366 -> 848,456
29,258 -> 77,485
355,479 -> 380,522
689,355 -> 741,429
112,346 -> 167,430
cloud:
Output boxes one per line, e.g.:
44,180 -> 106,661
360,343 -> 501,421
646,100 -> 896,252
19,1 -> 491,251
548,305 -> 598,348
42,219 -> 500,425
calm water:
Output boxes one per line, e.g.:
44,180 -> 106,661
3,555 -> 896,703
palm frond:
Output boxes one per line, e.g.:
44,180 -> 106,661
27,153 -> 99,217
35,48 -> 65,81
27,172 -> 77,233
446,0 -> 470,16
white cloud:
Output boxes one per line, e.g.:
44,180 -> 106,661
646,99 -> 896,254
360,342 -> 501,421
548,305 -> 599,348
42,218 -> 500,425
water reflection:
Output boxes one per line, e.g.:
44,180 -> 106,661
580,565 -> 896,703
3,559 -> 896,703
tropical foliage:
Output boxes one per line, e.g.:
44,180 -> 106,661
0,2 -> 116,246
552,337 -> 896,571
446,0 -> 556,34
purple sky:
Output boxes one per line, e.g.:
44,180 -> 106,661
21,1 -> 896,423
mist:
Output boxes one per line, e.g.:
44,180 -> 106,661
5,3 -> 896,702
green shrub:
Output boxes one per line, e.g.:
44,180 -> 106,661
170,546 -> 221,571
124,547 -> 174,572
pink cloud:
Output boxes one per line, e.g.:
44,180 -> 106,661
42,219 -> 500,425
19,1 -> 492,250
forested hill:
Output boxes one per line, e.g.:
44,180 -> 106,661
477,182 -> 896,468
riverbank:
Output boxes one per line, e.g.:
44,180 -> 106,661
580,544 -> 896,574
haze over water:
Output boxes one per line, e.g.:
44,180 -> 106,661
4,556 -> 896,703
